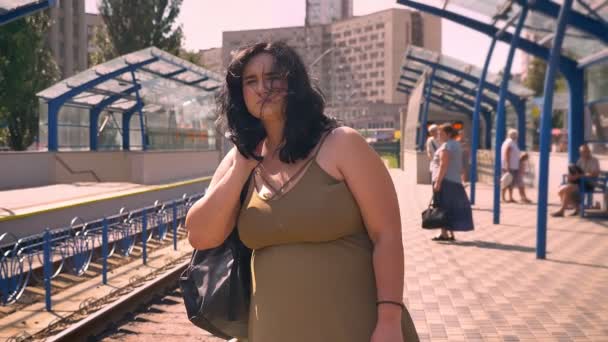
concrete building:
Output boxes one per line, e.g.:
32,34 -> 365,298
305,0 -> 353,25
46,0 -> 88,78
222,8 -> 441,129
199,47 -> 223,74
85,12 -> 103,59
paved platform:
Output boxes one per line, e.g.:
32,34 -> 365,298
99,169 -> 608,341
394,170 -> 608,342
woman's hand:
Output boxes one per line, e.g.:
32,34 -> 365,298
371,320 -> 403,342
232,148 -> 260,174
433,181 -> 441,192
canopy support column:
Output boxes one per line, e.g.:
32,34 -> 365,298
470,37 -> 497,205
567,70 -> 585,163
537,0 -> 574,259
419,67 -> 437,151
130,70 -> 147,151
493,7 -> 528,224
515,99 -> 527,150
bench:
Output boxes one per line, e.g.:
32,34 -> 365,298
561,171 -> 608,217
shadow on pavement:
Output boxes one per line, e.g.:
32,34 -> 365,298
546,258 -> 608,270
449,240 -> 536,253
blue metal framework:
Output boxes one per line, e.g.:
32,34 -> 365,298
396,83 -> 494,148
396,0 -> 607,259
37,47 -> 221,152
0,0 -> 55,25
471,37 -> 497,205
493,7 -> 529,224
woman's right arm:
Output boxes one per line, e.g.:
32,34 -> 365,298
185,147 -> 258,250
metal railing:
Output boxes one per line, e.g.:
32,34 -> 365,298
0,192 -> 202,311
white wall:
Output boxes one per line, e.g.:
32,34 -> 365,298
0,150 -> 220,190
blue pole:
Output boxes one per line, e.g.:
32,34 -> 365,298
419,67 -> 437,150
102,218 -> 108,285
537,0 -> 574,259
172,201 -> 178,251
493,8 -> 529,224
89,108 -> 101,151
43,228 -> 52,311
470,37 -> 497,205
47,102 -> 60,151
142,209 -> 147,265
130,70 -> 147,151
567,70 -> 585,164
516,99 -> 527,150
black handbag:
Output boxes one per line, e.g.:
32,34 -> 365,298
179,175 -> 253,340
421,193 -> 448,229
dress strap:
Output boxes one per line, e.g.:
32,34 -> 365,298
312,129 -> 333,158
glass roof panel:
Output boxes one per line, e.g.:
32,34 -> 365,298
441,0 -> 607,59
405,46 -> 534,98
37,47 -> 222,111
0,0 -> 49,17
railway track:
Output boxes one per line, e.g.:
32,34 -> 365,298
45,260 -> 226,342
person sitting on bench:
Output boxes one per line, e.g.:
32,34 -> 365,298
552,144 -> 600,217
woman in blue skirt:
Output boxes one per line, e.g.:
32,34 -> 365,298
430,123 -> 474,241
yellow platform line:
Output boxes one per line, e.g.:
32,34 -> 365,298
0,176 -> 212,223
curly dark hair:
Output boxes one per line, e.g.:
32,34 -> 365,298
216,41 -> 338,163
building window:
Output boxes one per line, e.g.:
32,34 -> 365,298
370,34 -> 378,41
376,61 -> 384,68
365,25 -> 373,32
344,30 -> 352,37
376,80 -> 384,86
376,23 -> 385,30
359,36 -> 367,43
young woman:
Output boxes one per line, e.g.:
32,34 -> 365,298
185,42 -> 418,342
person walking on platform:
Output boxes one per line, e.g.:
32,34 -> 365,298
185,42 -> 418,342
501,129 -> 521,203
430,123 -> 474,241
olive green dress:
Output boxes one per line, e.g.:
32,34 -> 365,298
237,160 -> 419,342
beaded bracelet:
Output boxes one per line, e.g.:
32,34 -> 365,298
376,300 -> 406,310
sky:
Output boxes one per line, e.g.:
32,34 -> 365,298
85,0 -> 523,73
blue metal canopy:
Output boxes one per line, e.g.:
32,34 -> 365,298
37,47 -> 222,151
396,0 -> 607,260
397,46 -> 533,150
0,0 -> 55,25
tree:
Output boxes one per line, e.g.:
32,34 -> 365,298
0,12 -> 59,150
88,22 -> 116,66
98,0 -> 184,58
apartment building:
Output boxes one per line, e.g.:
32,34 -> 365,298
222,8 -> 442,129
46,0 -> 88,78
305,0 -> 353,25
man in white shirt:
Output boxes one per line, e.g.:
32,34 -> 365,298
501,129 -> 521,203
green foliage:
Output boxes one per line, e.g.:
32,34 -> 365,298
178,49 -> 204,66
88,22 -> 116,66
524,57 -> 547,97
98,0 -> 184,58
0,12 -> 59,150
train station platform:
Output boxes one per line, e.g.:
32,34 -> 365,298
106,170 -> 608,342
1,169 -> 606,341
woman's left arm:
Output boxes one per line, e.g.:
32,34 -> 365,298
332,128 -> 404,342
